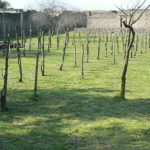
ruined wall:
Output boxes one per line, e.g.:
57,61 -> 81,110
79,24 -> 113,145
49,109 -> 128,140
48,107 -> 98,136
1,8 -> 150,38
87,11 -> 119,28
58,11 -> 87,31
87,10 -> 150,30
132,10 -> 150,29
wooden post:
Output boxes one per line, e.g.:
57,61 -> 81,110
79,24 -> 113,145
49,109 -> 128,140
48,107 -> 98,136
29,24 -> 32,51
20,9 -> 23,47
112,33 -> 116,64
41,31 -> 45,76
57,29 -> 59,49
134,35 -> 139,56
73,33 -> 77,66
144,35 -> 147,53
81,44 -> 84,79
3,9 -> 6,38
105,31 -> 108,57
48,30 -> 51,52
140,33 -> 144,54
97,31 -> 101,60
148,34 -> 150,50
23,30 -> 26,57
116,35 -> 119,54
86,34 -> 90,63
16,34 -> 23,82
0,34 -> 10,111
34,37 -> 40,97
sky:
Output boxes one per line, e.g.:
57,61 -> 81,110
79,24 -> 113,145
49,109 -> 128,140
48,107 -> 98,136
6,0 -> 150,11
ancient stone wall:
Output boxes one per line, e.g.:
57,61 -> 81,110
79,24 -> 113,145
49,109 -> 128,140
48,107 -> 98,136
0,8 -> 150,38
87,11 -> 119,28
58,11 -> 87,31
133,10 -> 150,29
87,10 -> 150,30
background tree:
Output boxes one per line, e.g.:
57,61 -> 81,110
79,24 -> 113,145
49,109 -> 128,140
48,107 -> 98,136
36,0 -> 66,32
34,0 -> 86,32
0,0 -> 10,9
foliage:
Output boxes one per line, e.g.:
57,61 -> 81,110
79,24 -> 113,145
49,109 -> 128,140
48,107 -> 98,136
0,0 -> 10,9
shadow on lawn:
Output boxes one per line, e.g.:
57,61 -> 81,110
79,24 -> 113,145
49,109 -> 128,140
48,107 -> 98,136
0,87 -> 150,150
0,49 -> 63,59
5,87 -> 150,119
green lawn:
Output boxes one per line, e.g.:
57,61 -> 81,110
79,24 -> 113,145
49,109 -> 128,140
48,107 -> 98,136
0,33 -> 150,150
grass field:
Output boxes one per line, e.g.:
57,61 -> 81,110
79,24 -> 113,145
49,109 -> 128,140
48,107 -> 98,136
0,33 -> 150,150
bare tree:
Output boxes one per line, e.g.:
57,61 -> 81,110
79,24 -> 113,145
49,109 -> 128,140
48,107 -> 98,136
117,0 -> 150,99
37,0 -> 66,16
36,0 -> 86,32
36,0 -> 66,31
57,11 -> 87,31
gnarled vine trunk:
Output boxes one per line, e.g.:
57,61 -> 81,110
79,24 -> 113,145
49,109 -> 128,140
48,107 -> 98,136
120,21 -> 135,99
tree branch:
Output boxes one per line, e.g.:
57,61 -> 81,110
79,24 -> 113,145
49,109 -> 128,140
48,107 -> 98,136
129,0 -> 148,25
123,21 -> 135,50
132,4 -> 150,25
116,5 -> 128,16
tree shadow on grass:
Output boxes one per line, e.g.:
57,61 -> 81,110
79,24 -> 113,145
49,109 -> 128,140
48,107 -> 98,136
0,49 -> 63,59
4,87 -> 150,119
0,87 -> 150,150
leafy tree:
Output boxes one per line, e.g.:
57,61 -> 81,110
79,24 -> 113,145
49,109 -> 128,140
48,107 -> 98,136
0,0 -> 10,9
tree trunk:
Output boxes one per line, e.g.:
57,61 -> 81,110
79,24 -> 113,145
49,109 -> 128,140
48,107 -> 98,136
59,32 -> 69,71
120,21 -> 135,99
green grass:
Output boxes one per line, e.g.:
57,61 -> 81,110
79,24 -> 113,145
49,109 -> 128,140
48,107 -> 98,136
0,33 -> 150,150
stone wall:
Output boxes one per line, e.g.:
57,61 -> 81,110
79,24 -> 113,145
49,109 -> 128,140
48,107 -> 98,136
1,8 -> 150,39
58,11 -> 87,31
133,10 -> 150,29
87,11 -> 119,28
87,10 -> 150,30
